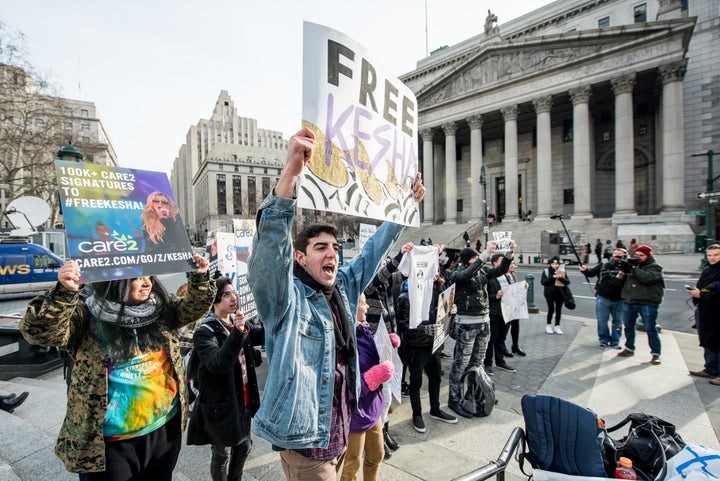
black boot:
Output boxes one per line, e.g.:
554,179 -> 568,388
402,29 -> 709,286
383,441 -> 392,460
383,422 -> 399,451
512,346 -> 527,357
0,393 -> 16,401
0,391 -> 28,413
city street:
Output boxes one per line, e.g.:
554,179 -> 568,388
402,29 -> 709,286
515,267 -> 699,334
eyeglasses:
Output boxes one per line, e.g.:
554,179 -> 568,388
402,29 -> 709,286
151,199 -> 170,205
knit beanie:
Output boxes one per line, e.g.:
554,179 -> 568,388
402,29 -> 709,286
635,245 -> 652,257
460,248 -> 478,265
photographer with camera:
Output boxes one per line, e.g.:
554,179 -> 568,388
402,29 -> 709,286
579,248 -> 627,349
616,245 -> 665,365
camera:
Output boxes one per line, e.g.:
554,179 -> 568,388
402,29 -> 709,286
617,256 -> 640,274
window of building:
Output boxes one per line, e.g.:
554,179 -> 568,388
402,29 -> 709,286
262,177 -> 271,198
35,118 -> 45,127
81,122 -> 90,132
457,199 -> 463,212
64,107 -> 73,116
598,16 -> 610,27
81,109 -> 89,118
563,189 -> 574,205
248,177 -> 257,215
233,175 -> 242,215
64,122 -> 73,131
563,119 -> 573,142
217,174 -> 227,215
634,3 -> 647,23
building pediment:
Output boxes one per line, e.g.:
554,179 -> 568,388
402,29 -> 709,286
415,18 -> 694,112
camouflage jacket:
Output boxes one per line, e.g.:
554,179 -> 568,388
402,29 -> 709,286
19,272 -> 215,473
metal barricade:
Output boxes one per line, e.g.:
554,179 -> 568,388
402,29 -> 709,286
451,427 -> 525,481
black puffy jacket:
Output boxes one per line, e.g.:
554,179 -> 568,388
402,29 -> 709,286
448,253 -> 511,316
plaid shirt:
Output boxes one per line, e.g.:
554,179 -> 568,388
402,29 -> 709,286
294,358 -> 350,461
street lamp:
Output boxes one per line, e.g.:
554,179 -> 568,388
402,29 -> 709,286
57,142 -> 84,162
479,165 -> 488,245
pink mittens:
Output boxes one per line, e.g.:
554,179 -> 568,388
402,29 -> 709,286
364,360 -> 395,391
389,333 -> 401,348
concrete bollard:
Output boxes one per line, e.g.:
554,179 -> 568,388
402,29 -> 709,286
525,274 -> 540,313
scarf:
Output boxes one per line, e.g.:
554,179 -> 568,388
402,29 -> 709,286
293,261 -> 355,363
87,294 -> 166,363
87,294 -> 162,328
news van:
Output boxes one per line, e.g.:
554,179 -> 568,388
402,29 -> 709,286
0,242 -> 64,294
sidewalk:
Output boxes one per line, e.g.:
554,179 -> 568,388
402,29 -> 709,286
519,252 -> 705,275
1,311 -> 717,481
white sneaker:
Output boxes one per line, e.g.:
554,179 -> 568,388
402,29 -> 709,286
554,325 -> 563,335
545,324 -> 553,334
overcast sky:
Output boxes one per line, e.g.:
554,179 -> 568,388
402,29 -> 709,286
1,0 -> 553,174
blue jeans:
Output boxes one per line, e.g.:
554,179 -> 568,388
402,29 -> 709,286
622,302 -> 661,356
704,348 -> 720,377
596,295 -> 622,346
449,321 -> 490,403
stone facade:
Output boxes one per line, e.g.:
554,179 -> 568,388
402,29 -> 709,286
402,0 -> 715,249
169,91 -> 288,242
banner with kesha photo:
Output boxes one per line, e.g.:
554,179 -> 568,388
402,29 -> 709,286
56,161 -> 193,283
300,22 -> 421,226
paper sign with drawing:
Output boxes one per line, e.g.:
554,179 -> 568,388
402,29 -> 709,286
493,231 -> 513,253
300,22 -> 420,226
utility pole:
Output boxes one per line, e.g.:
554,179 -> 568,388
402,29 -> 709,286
693,150 -> 717,247
479,165 -> 489,245
693,150 -> 716,269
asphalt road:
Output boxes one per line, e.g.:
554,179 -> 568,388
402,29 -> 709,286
515,267 -> 699,334
1,270 -> 699,335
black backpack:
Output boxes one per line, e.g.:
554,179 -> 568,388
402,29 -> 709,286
460,366 -> 496,417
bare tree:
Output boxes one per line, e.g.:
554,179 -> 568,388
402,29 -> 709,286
1,20 -> 67,227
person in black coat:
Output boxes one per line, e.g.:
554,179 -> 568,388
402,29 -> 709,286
687,244 -> 720,384
187,277 -> 264,481
541,257 -> 570,335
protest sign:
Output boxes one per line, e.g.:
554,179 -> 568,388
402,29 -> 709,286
358,223 -> 376,250
300,22 -> 420,226
398,246 -> 439,328
375,319 -> 403,403
232,219 -> 255,277
432,283 -> 456,353
500,282 -> 529,321
56,161 -> 192,283
493,231 -> 513,253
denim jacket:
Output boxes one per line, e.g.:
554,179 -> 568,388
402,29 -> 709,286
246,193 -> 404,449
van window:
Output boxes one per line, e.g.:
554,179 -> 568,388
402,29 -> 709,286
34,254 -> 61,269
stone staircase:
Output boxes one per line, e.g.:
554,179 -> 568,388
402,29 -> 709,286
392,217 -> 616,263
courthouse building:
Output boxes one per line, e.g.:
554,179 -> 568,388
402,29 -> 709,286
402,0 -> 716,251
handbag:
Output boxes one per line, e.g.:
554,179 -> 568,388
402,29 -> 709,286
563,286 -> 576,310
603,413 -> 686,481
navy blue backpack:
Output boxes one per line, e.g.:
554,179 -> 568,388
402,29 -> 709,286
520,394 -> 607,477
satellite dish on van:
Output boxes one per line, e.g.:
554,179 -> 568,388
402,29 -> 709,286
4,196 -> 51,236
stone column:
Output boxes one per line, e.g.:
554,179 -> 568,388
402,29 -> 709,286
659,62 -> 686,212
611,74 -> 636,215
569,86 -> 593,217
501,106 -> 519,221
467,115 -> 483,222
533,96 -> 553,218
443,122 -> 457,224
421,129 -> 435,223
